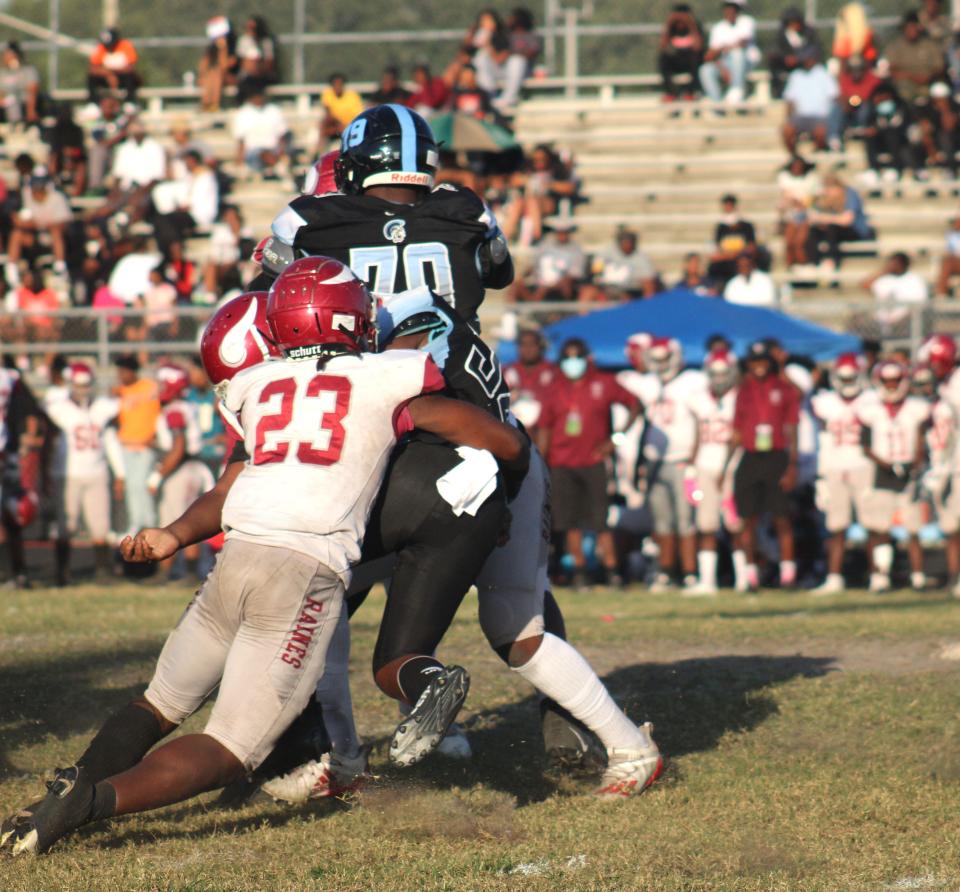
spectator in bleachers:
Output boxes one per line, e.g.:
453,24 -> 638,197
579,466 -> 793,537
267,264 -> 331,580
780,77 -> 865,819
370,67 -> 411,106
699,0 -> 758,105
236,16 -> 278,104
503,328 -> 557,435
512,219 -> 585,303
467,10 -> 511,98
723,252 -> 777,307
674,252 -> 719,295
781,47 -> 837,154
769,8 -> 822,99
0,42 -> 40,125
451,64 -> 496,120
537,337 -> 639,588
152,149 -> 219,265
408,63 -> 450,114
501,144 -> 579,245
832,3 -> 878,66
167,118 -> 217,176
863,251 -> 929,327
5,172 -> 72,286
708,193 -> 759,284
114,353 -> 160,533
197,17 -> 237,114
885,11 -> 946,113
936,213 -> 960,295
110,117 -> 166,192
320,73 -> 364,141
657,4 -> 704,101
860,81 -> 912,184
45,104 -> 87,198
6,269 -> 60,342
498,7 -> 541,111
920,0 -> 951,49
86,96 -> 130,191
835,55 -> 881,142
233,88 -> 290,180
805,173 -> 873,270
107,236 -> 163,307
920,80 -> 958,177
579,226 -> 659,302
87,29 -> 140,104
778,155 -> 820,269
201,205 -> 245,301
142,265 -> 179,341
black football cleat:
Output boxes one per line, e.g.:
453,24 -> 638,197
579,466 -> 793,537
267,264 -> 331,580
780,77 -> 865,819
390,666 -> 470,767
1,766 -> 95,855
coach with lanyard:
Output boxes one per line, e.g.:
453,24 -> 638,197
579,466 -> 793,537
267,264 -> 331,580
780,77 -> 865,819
728,340 -> 800,591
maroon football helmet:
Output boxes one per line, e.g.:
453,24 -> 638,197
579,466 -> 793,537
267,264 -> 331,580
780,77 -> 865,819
266,256 -> 374,359
200,291 -> 279,390
302,150 -> 340,196
157,363 -> 190,404
917,334 -> 956,382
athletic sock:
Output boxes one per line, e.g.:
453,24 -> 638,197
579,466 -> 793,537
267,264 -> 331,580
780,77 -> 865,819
732,549 -> 748,589
88,781 -> 117,822
697,550 -> 718,589
512,633 -> 651,752
55,539 -> 70,586
874,543 -> 894,575
77,702 -> 164,783
313,612 -> 360,759
397,656 -> 446,705
780,560 -> 797,586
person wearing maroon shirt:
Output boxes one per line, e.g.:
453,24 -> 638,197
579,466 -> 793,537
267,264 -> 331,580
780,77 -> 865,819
407,64 -> 451,113
537,338 -> 640,588
729,340 -> 800,590
504,328 -> 557,436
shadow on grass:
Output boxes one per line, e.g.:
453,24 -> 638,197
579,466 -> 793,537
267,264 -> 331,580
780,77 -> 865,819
0,641 -> 161,777
361,653 -> 834,807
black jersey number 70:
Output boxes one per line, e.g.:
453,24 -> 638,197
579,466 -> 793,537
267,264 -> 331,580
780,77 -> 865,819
349,243 -> 455,304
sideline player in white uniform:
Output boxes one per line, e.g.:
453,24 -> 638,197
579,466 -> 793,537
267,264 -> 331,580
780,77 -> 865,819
149,364 -> 215,579
857,359 -> 931,593
0,257 -> 529,856
687,348 -> 741,595
45,363 -> 123,585
809,353 -> 876,595
627,337 -> 702,592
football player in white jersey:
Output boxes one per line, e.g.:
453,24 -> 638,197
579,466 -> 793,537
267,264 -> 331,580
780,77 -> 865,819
631,337 -> 701,592
149,363 -> 215,581
45,363 -> 123,585
0,257 -> 528,856
809,353 -> 876,595
687,348 -> 742,595
857,359 -> 932,593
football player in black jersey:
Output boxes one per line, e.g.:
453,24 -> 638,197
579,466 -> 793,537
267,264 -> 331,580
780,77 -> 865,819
260,288 -> 663,802
249,104 -> 513,327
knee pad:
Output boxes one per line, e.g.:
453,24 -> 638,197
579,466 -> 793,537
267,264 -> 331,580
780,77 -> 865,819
478,584 -> 545,651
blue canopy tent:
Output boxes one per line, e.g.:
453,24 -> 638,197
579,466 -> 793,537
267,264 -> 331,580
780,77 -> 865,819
497,289 -> 861,368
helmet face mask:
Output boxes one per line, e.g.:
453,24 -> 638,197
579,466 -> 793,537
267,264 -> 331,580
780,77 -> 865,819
67,362 -> 95,403
873,360 -> 909,404
645,337 -> 682,382
830,353 -> 865,400
335,105 -> 439,195
705,349 -> 737,395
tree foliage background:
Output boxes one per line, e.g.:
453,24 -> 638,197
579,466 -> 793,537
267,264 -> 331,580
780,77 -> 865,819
4,0 -> 915,91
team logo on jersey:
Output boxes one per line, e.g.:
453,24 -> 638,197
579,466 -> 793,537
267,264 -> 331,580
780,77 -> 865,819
383,219 -> 407,244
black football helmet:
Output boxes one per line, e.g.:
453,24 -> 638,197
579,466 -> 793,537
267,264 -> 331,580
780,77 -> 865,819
334,104 -> 439,195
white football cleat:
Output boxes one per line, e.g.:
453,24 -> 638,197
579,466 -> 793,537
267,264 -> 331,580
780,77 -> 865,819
869,572 -> 891,593
435,723 -> 473,760
910,572 -> 927,591
811,573 -> 845,597
648,573 -> 674,594
681,580 -> 717,598
260,750 -> 368,804
594,723 -> 664,800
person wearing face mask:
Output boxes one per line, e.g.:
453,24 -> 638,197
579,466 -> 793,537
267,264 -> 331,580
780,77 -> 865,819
537,338 -> 640,588
860,82 -> 914,185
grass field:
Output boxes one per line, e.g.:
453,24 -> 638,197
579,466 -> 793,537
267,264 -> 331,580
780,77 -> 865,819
2,582 -> 960,891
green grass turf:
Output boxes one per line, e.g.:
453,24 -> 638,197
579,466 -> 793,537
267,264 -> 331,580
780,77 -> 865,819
2,583 -> 960,891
